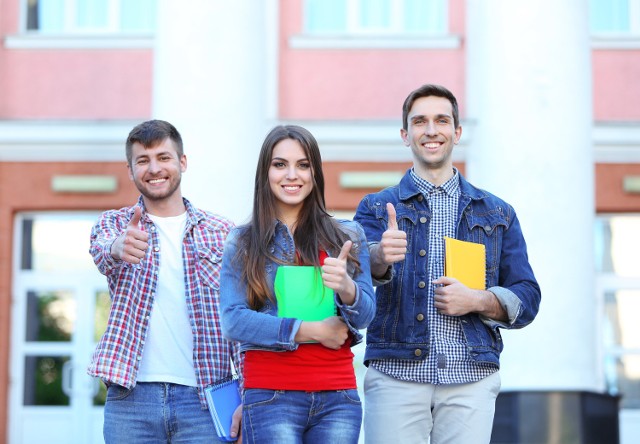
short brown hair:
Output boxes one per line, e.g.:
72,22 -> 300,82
125,120 -> 183,166
402,84 -> 460,130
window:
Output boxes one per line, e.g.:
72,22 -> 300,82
304,0 -> 447,35
595,215 -> 640,409
589,0 -> 640,35
24,0 -> 156,34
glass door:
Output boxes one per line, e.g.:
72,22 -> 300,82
595,214 -> 640,444
9,212 -> 109,444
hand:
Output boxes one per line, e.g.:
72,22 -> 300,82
432,276 -> 479,316
230,403 -> 243,443
295,316 -> 349,350
433,276 -> 509,321
322,240 -> 356,303
110,206 -> 149,264
316,316 -> 349,349
376,203 -> 407,265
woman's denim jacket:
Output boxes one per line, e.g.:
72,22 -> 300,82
219,219 -> 376,353
354,170 -> 541,367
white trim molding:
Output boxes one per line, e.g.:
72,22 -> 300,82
593,122 -> 640,162
1,120 -> 639,164
4,33 -> 154,49
0,120 -> 138,161
289,34 -> 461,50
592,35 -> 640,50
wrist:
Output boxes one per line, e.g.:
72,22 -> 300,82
295,321 -> 320,343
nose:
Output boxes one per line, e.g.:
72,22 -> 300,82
424,120 -> 437,136
148,158 -> 161,173
286,165 -> 297,179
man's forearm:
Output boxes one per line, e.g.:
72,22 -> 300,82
476,290 -> 509,322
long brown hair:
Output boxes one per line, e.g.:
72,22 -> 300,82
234,125 -> 361,310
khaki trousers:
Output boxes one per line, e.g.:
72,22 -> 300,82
363,366 -> 501,444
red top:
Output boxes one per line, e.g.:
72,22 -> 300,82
243,249 -> 357,391
243,341 -> 356,390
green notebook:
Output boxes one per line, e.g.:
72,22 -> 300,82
275,266 -> 336,321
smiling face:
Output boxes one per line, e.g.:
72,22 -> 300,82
128,137 -> 186,208
401,95 -> 462,183
268,138 -> 314,226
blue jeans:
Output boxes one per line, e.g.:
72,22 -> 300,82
104,382 -> 231,443
242,389 -> 362,444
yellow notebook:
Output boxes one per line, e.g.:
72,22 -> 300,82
443,237 -> 486,290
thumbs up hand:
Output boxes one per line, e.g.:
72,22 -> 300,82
322,240 -> 356,304
377,203 -> 407,265
110,206 -> 149,264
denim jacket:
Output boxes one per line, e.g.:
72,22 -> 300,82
354,170 -> 541,367
220,219 -> 375,353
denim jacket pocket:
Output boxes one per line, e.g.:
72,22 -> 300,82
462,210 -> 509,287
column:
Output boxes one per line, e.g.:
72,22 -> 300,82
465,0 -> 597,390
153,0 -> 273,224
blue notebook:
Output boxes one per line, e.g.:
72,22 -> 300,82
204,377 -> 241,442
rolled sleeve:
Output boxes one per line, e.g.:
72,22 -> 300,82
480,286 -> 523,329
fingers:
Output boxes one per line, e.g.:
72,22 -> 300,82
128,205 -> 142,228
322,241 -> 353,295
114,206 -> 149,263
336,240 -> 353,261
376,203 -> 406,265
320,316 -> 349,349
386,203 -> 398,230
230,404 -> 243,439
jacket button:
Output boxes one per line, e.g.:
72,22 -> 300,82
484,225 -> 491,232
420,217 -> 427,223
416,313 -> 424,321
418,281 -> 426,288
417,195 -> 424,202
414,349 -> 422,357
419,249 -> 426,257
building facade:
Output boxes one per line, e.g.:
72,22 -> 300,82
0,0 -> 639,443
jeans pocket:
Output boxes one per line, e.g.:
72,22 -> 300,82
242,389 -> 280,409
106,384 -> 132,401
339,389 -> 362,405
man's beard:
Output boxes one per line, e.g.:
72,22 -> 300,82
135,176 -> 181,201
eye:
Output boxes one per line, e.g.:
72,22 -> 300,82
413,118 -> 425,125
136,158 -> 149,165
272,161 -> 286,168
298,162 -> 311,169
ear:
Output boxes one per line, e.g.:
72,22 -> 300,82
127,163 -> 134,181
180,154 -> 188,172
400,128 -> 410,146
454,125 -> 462,145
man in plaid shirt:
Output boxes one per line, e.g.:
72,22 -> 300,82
88,119 -> 243,443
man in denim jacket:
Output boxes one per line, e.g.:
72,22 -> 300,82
354,84 -> 541,444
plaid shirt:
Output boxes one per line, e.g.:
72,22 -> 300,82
371,168 -> 496,384
88,196 -> 243,405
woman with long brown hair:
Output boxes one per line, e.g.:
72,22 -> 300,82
220,125 -> 375,443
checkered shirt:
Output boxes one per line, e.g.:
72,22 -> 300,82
87,197 -> 243,405
371,168 -> 496,384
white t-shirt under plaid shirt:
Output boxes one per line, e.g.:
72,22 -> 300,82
370,168 -> 497,384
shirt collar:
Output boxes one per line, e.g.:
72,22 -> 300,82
410,167 -> 460,197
